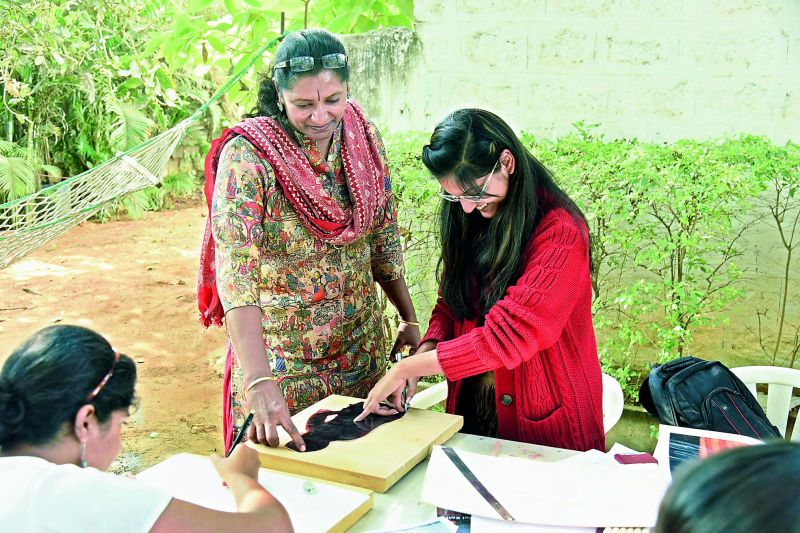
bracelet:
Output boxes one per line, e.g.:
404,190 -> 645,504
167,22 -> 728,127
398,318 -> 420,326
245,376 -> 276,393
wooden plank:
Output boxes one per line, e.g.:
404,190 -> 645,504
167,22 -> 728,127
136,453 -> 372,532
248,395 -> 464,492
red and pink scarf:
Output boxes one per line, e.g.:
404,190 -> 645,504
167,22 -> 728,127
197,101 -> 387,327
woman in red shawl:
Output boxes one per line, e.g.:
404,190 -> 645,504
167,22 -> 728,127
198,30 -> 419,453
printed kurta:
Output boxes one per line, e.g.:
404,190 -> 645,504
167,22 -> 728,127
211,122 -> 404,428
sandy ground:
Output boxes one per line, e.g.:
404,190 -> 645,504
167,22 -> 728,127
0,199 -> 227,472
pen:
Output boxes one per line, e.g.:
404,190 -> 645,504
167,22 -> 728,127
226,409 -> 255,457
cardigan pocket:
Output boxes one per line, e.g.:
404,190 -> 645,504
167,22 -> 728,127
517,404 -> 574,450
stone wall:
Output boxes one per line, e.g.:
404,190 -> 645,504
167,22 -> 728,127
344,0 -> 800,142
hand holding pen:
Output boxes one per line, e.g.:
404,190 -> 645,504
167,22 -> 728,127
227,410 -> 256,457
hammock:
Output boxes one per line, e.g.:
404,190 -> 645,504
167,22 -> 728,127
0,34 -> 283,271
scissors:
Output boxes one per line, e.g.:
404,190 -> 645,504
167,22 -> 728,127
394,352 -> 411,412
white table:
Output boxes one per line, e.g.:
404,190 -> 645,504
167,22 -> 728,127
349,433 -> 579,532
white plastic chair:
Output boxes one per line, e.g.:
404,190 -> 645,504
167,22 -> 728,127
412,374 -> 625,434
731,366 -> 800,440
409,380 -> 448,410
602,373 -> 624,434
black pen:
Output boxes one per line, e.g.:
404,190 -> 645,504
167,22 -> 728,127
226,409 -> 255,457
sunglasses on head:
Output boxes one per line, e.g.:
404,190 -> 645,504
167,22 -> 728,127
274,53 -> 347,73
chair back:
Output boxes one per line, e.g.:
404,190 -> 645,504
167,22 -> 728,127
731,366 -> 800,440
602,373 -> 624,434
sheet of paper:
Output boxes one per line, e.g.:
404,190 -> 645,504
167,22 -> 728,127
653,424 -> 763,479
136,453 -> 371,532
361,517 -> 458,533
421,446 -> 669,528
471,516 -> 594,533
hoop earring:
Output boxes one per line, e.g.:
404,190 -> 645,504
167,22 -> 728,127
80,441 -> 88,468
277,99 -> 284,112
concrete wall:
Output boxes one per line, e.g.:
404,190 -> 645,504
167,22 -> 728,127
344,0 -> 800,142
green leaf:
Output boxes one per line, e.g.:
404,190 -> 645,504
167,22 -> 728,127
107,100 -> 156,152
0,156 -> 35,200
206,34 -> 228,54
188,0 -> 216,12
326,12 -> 353,33
396,0 -> 413,19
388,14 -> 411,27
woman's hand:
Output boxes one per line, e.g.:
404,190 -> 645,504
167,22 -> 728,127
390,322 -> 420,359
354,363 -> 408,422
246,380 -> 306,452
210,442 -> 261,482
402,341 -> 437,404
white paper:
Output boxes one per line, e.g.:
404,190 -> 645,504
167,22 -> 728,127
137,453 -> 370,532
421,446 -> 669,528
362,517 -> 457,533
652,424 -> 763,479
471,516 -> 595,533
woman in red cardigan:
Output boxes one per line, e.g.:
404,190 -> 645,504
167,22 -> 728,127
355,109 -> 605,452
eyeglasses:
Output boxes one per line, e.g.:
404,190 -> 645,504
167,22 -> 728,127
86,350 -> 120,402
274,53 -> 347,73
438,160 -> 499,203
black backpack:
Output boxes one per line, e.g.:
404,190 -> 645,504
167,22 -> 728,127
639,356 -> 781,440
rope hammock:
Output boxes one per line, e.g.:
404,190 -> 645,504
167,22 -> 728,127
0,34 -> 283,271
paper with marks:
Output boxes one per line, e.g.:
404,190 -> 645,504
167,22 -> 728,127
421,445 -> 669,528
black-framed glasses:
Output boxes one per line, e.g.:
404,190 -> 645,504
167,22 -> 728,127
86,350 -> 120,402
274,53 -> 347,73
438,160 -> 499,203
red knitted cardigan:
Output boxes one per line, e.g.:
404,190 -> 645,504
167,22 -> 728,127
421,208 -> 605,452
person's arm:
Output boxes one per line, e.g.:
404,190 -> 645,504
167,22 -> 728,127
436,211 -> 590,380
226,307 -> 305,451
367,123 -> 421,356
210,137 -> 304,451
378,277 -> 417,325
151,446 -> 293,533
354,349 -> 443,421
378,277 -> 420,357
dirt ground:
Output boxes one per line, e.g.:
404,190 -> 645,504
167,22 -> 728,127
0,198 -> 227,472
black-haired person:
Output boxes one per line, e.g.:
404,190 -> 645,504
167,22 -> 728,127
197,28 -> 419,455
0,325 -> 292,532
356,109 -> 604,452
655,441 -> 800,532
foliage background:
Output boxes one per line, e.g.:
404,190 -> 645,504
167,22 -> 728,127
2,1 -> 798,403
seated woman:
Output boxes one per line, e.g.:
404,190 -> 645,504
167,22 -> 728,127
0,325 -> 293,532
356,108 -> 605,452
655,441 -> 800,532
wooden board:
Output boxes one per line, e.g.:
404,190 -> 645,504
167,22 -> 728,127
137,453 -> 372,533
249,394 -> 463,493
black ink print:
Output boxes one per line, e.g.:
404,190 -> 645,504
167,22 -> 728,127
286,402 -> 405,452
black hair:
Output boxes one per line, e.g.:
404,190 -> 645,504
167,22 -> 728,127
247,28 -> 350,132
655,441 -> 800,533
422,108 -> 593,320
0,325 -> 136,450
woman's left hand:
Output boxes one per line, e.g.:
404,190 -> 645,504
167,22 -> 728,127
354,364 -> 408,422
390,322 -> 420,360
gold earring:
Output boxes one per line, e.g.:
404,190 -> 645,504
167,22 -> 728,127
277,99 -> 284,112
